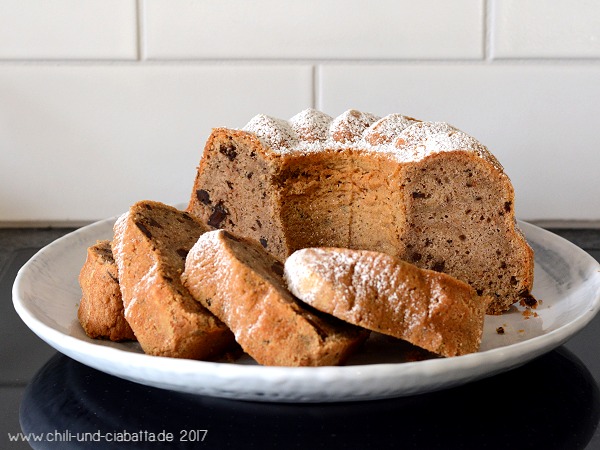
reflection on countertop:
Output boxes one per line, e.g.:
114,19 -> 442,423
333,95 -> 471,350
21,348 -> 600,450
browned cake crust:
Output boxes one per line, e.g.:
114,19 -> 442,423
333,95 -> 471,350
187,109 -> 534,314
284,247 -> 490,357
112,200 -> 234,359
78,240 -> 136,341
181,230 -> 369,367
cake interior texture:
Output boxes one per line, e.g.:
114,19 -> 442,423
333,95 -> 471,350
112,200 -> 234,359
187,109 -> 534,314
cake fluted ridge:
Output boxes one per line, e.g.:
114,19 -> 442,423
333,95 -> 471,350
241,108 -> 501,168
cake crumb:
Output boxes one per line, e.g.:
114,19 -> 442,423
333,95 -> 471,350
496,326 -> 505,334
521,308 -> 539,320
519,294 -> 538,309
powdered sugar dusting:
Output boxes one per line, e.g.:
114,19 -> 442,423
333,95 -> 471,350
285,247 -> 425,328
240,109 -> 500,168
290,109 -> 332,142
364,114 -> 418,145
111,212 -> 128,277
184,231 -> 232,303
330,109 -> 380,144
112,210 -> 162,319
184,230 -> 249,342
126,261 -> 159,317
285,247 -> 401,317
285,248 -> 359,310
243,114 -> 298,149
396,122 -> 482,157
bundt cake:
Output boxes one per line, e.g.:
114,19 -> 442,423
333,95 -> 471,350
285,247 -> 489,357
186,109 -> 534,314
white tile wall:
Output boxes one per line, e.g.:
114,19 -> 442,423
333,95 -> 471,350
0,0 -> 138,59
144,0 -> 484,60
492,0 -> 600,58
1,1 -> 599,223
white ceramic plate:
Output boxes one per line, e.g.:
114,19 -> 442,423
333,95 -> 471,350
13,219 -> 600,403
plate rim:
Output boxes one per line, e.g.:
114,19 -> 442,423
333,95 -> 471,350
12,218 -> 600,402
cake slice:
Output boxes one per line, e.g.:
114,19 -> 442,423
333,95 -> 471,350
284,247 -> 490,357
182,230 -> 369,366
78,240 -> 136,342
112,200 -> 234,359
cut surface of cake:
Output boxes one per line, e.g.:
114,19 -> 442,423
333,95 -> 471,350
187,109 -> 534,314
182,230 -> 369,366
78,240 -> 136,342
285,247 -> 489,357
112,200 -> 234,359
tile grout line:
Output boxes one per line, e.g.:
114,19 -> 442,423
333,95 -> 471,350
136,0 -> 145,61
484,0 -> 496,63
1,58 -> 600,66
482,0 -> 487,61
312,65 -> 321,110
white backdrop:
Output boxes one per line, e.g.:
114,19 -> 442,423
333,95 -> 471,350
1,0 -> 599,223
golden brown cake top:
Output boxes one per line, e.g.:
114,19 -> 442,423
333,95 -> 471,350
241,109 -> 502,169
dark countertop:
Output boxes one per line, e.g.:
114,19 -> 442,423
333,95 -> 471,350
2,227 -> 599,449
